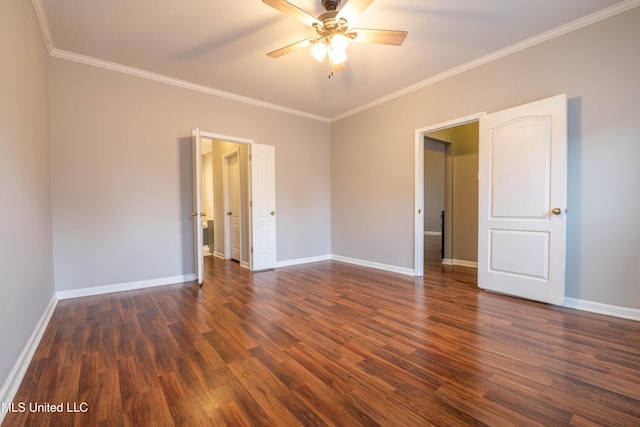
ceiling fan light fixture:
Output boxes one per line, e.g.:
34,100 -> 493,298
263,0 -> 407,77
330,33 -> 349,52
311,40 -> 327,61
329,47 -> 347,65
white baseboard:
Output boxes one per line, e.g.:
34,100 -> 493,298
276,253 -> 415,276
213,251 -> 225,260
424,231 -> 442,236
276,254 -> 332,268
0,295 -> 58,425
331,254 -> 414,276
56,274 -> 197,300
442,258 -> 478,268
240,260 -> 250,269
564,297 -> 640,322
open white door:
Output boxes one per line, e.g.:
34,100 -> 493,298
478,94 -> 567,305
250,143 -> 277,271
192,129 -> 204,285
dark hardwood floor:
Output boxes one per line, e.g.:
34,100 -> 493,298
3,239 -> 640,426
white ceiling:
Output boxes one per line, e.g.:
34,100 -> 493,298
36,0 -> 629,120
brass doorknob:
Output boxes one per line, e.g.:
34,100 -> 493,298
270,211 -> 276,216
552,208 -> 562,215
200,212 -> 206,217
192,212 -> 197,217
227,211 -> 232,216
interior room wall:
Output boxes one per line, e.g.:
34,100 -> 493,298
0,0 -> 55,395
451,124 -> 479,263
49,58 -> 331,292
423,139 -> 445,234
331,7 -> 640,309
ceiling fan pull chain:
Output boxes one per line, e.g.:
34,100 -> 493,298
328,56 -> 336,78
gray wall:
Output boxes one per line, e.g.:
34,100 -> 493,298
0,0 -> 55,389
423,139 -> 445,234
50,58 -> 331,291
331,7 -> 640,308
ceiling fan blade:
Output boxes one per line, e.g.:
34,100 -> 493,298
263,0 -> 322,28
267,38 -> 316,58
337,0 -> 375,23
349,28 -> 408,45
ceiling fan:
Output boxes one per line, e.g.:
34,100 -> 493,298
263,0 -> 408,77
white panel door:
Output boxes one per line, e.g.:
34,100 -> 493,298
251,144 -> 277,271
191,129 -> 204,285
478,95 -> 567,305
228,152 -> 241,261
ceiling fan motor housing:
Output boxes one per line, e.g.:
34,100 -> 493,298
322,0 -> 340,11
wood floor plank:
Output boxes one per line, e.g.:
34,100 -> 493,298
157,370 -> 215,426
122,387 -> 175,427
435,380 -> 549,427
3,241 -> 639,426
226,358 -> 303,426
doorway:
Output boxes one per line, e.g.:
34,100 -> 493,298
415,96 -> 567,305
192,129 -> 277,284
423,137 -> 447,267
199,139 -> 246,263
207,141 -> 249,268
414,112 -> 485,277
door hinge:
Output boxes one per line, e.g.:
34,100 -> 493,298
250,246 -> 253,254
250,200 -> 252,208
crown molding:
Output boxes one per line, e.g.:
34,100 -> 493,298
331,0 -> 640,122
31,0 -> 53,53
50,49 -> 331,123
34,0 -> 329,122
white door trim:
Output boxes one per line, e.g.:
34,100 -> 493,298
198,131 -> 253,145
414,112 -> 486,276
192,129 -> 204,284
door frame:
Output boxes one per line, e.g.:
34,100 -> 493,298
192,130 -> 204,284
222,148 -> 242,261
195,130 -> 255,270
414,112 -> 486,276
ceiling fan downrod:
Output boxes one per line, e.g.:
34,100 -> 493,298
322,0 -> 340,12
